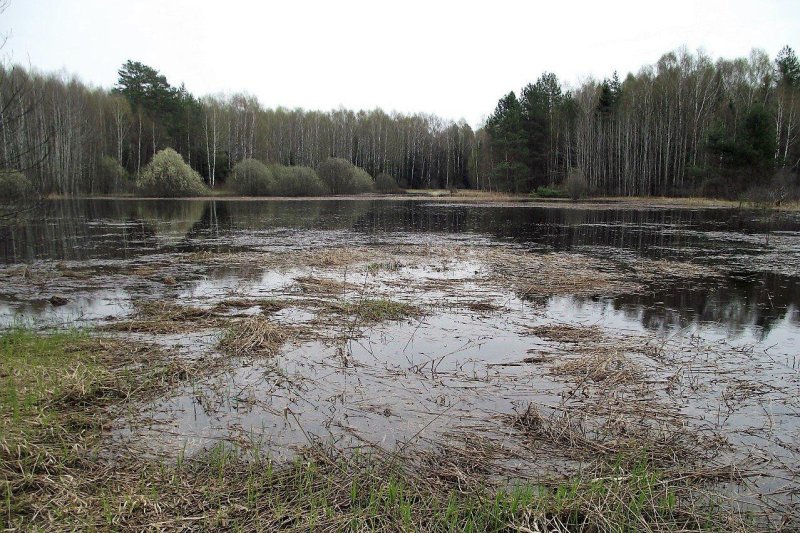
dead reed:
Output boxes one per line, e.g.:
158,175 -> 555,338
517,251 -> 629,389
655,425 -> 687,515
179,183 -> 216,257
103,299 -> 220,334
218,316 -> 289,357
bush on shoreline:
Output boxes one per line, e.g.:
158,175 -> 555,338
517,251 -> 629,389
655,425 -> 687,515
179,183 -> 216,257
316,157 -> 374,194
375,172 -> 402,193
228,159 -> 275,196
136,148 -> 208,197
96,156 -> 131,194
271,165 -> 329,196
532,186 -> 567,199
0,170 -> 36,203
564,168 -> 589,201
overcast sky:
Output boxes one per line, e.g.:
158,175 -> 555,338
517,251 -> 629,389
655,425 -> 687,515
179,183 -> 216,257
2,0 -> 798,127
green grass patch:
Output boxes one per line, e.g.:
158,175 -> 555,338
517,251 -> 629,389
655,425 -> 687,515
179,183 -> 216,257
0,328 -> 197,530
45,444 -> 738,531
532,186 -> 568,199
0,328 -> 93,421
339,298 -> 421,323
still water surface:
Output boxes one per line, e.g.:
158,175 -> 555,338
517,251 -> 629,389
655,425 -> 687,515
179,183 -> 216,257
1,198 -> 798,347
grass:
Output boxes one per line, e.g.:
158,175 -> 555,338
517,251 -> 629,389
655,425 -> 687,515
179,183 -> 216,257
161,445 -> 723,532
532,186 -> 568,199
212,297 -> 287,314
337,298 -> 421,323
102,299 -> 221,333
218,316 -> 289,357
295,275 -> 353,294
0,328 -> 197,529
1,328 -> 95,422
0,328 -> 751,530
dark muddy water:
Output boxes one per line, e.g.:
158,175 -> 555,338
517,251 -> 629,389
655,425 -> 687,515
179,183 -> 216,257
1,198 -> 799,343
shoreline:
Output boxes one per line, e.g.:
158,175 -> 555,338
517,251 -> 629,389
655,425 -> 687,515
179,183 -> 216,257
43,191 -> 800,211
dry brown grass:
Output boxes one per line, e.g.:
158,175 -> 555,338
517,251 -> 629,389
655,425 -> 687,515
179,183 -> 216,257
631,258 -> 721,280
212,298 -> 286,314
218,316 -> 289,357
299,247 -> 366,267
508,403 -> 717,470
528,324 -> 648,385
484,249 -> 640,298
130,265 -> 158,277
464,301 -> 502,313
552,351 -> 643,385
295,275 -> 352,294
103,299 -> 220,333
1,330 -> 207,530
528,324 -> 606,344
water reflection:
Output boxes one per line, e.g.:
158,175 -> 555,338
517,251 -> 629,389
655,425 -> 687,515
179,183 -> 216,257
2,199 -> 799,264
1,198 -> 798,338
540,271 -> 800,337
546,294 -> 800,360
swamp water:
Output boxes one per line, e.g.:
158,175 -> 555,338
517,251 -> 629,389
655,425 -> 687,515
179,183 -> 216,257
1,198 -> 799,524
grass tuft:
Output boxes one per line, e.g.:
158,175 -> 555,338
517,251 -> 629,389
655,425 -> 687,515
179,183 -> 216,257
218,317 -> 289,357
338,298 -> 421,323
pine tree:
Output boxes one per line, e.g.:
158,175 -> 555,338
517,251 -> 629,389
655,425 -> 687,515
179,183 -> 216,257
776,46 -> 800,87
486,92 -> 530,192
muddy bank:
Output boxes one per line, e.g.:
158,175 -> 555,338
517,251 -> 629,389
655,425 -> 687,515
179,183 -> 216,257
49,191 -> 800,211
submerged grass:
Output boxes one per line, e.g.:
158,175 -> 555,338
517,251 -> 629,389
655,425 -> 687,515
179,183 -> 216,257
103,299 -> 220,333
212,297 -> 286,314
337,298 -> 421,323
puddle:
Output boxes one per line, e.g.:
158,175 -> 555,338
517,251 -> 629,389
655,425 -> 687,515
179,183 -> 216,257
0,288 -> 134,327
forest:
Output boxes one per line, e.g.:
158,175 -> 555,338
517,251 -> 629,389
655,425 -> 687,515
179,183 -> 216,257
0,46 -> 798,198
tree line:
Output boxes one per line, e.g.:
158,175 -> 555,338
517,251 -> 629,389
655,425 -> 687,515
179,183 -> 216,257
483,46 -> 800,197
0,60 -> 473,196
0,46 -> 797,198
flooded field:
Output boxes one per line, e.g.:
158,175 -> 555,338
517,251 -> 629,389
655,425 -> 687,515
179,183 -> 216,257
2,198 -> 800,529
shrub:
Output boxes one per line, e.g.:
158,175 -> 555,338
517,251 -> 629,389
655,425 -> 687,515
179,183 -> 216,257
564,168 -> 588,201
136,148 -> 208,197
228,159 -> 274,196
375,172 -> 401,193
316,157 -> 374,194
349,167 -> 374,194
0,171 -> 36,202
96,156 -> 130,194
739,171 -> 799,208
271,165 -> 329,196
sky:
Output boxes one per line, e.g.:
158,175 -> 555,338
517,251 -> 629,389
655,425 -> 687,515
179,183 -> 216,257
2,0 -> 799,127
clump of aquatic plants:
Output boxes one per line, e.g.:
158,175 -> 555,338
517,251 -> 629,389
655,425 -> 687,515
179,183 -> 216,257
337,298 -> 421,323
218,316 -> 289,357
